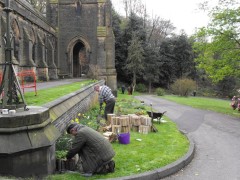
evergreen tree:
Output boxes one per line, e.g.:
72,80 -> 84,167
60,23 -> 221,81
125,32 -> 144,91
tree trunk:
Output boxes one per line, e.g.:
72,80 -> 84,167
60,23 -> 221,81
132,72 -> 136,92
148,81 -> 152,93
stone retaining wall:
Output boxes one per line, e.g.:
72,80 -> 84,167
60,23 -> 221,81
0,80 -> 105,177
43,80 -> 104,135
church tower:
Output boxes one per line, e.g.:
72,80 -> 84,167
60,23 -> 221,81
46,0 -> 117,92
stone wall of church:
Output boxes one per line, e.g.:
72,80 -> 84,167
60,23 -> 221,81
0,0 -> 116,91
0,0 -> 58,80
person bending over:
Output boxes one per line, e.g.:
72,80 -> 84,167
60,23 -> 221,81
94,85 -> 115,120
66,123 -> 115,176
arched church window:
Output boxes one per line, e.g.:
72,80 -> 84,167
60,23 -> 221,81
75,0 -> 82,16
32,43 -> 36,62
43,34 -> 48,64
11,20 -> 20,62
29,28 -> 36,62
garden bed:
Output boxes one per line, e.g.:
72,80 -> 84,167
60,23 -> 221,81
52,93 -> 189,179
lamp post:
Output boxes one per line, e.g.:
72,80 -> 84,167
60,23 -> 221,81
0,0 -> 27,110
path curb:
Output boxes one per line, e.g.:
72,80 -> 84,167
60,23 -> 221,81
107,131 -> 195,180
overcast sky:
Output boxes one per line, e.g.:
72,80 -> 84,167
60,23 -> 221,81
111,0 -> 218,35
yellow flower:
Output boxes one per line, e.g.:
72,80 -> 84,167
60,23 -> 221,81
75,118 -> 80,123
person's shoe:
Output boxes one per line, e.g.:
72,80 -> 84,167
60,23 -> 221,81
107,160 -> 115,173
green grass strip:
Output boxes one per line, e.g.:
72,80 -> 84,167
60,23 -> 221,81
161,95 -> 240,118
24,80 -> 94,106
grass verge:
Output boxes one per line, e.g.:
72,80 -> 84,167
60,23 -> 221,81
161,95 -> 240,118
24,80 -> 94,106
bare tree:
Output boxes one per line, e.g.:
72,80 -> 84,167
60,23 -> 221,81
146,16 -> 175,50
122,0 -> 146,19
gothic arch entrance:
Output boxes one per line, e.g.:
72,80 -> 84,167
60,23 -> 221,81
73,42 -> 89,77
68,37 -> 91,78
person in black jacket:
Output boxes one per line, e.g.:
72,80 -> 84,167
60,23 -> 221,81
66,123 -> 115,176
121,85 -> 125,94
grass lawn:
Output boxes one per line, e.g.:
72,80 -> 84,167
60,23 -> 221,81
49,123 -> 189,180
161,95 -> 240,118
24,80 -> 94,106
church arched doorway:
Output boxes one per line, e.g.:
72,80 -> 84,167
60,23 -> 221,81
72,41 -> 89,77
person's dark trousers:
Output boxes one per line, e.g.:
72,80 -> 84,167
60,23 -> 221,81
121,87 -> 125,94
104,98 -> 115,120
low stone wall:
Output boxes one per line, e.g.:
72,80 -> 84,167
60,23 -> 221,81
43,80 -> 104,135
0,80 -> 104,178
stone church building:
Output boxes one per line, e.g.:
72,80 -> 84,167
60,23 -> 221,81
0,0 -> 117,91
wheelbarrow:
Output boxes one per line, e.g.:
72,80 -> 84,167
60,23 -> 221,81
146,111 -> 167,124
146,110 -> 167,132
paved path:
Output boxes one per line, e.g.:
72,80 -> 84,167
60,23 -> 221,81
135,95 -> 240,180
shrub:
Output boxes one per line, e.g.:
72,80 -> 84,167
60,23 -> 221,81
56,150 -> 68,159
55,134 -> 73,151
171,78 -> 196,97
135,83 -> 147,93
155,88 -> 165,96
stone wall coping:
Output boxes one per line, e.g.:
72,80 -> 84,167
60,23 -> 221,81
0,118 -> 51,133
0,106 -> 50,129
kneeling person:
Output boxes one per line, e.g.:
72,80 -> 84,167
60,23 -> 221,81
66,123 -> 115,176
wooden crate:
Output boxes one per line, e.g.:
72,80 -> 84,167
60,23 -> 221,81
103,132 -> 118,143
140,115 -> 152,126
119,116 -> 130,126
111,116 -> 120,125
112,125 -> 121,134
107,114 -> 115,125
119,116 -> 130,133
139,125 -> 150,134
131,116 -> 141,126
131,125 -> 139,132
121,126 -> 130,133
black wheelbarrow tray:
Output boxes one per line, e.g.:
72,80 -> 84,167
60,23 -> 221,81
146,111 -> 167,124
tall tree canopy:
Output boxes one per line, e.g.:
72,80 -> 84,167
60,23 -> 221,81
193,2 -> 240,83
